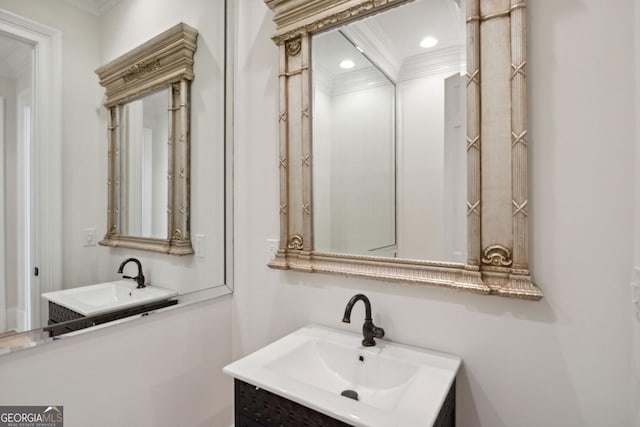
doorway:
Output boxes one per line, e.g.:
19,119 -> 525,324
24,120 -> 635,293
0,12 -> 61,334
0,36 -> 33,333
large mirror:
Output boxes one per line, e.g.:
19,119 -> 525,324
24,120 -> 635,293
0,0 -> 232,354
265,0 -> 542,300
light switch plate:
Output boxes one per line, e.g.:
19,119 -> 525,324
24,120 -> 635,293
83,228 -> 97,247
266,238 -> 279,262
195,234 -> 206,258
632,283 -> 640,304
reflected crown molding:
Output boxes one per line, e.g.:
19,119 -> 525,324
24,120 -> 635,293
397,45 -> 465,82
317,65 -> 393,97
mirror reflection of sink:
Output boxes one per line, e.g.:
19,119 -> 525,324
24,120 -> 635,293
224,324 -> 461,427
42,280 -> 177,316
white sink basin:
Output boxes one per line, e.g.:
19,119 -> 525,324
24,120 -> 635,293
223,324 -> 461,427
42,280 -> 177,316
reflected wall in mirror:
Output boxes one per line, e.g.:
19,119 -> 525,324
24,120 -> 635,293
119,89 -> 169,239
312,30 -> 396,257
96,23 -> 197,255
311,0 -> 467,262
265,0 -> 542,300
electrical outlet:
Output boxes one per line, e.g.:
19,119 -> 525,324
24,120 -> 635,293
83,228 -> 97,247
266,238 -> 279,261
195,234 -> 206,258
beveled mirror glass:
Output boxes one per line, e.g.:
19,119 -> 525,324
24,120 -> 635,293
265,0 -> 542,300
96,23 -> 197,255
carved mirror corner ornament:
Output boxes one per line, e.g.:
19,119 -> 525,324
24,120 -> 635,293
96,23 -> 197,255
264,0 -> 542,300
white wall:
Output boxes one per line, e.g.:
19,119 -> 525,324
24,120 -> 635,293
233,2 -> 635,427
0,297 -> 232,427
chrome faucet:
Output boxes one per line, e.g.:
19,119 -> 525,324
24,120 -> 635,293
342,294 -> 385,346
117,257 -> 146,288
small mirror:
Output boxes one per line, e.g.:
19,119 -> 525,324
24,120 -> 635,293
119,89 -> 169,239
96,23 -> 197,255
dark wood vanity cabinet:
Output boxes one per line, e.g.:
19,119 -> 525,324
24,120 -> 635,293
46,300 -> 177,337
234,379 -> 456,427
235,379 -> 351,427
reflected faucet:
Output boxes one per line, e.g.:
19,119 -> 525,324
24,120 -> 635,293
342,294 -> 385,347
117,258 -> 146,289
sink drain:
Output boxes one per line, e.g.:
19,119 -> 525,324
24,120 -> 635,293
340,389 -> 359,401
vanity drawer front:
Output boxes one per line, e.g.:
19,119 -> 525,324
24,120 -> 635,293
48,301 -> 83,323
234,378 -> 456,427
433,381 -> 455,427
234,379 -> 352,427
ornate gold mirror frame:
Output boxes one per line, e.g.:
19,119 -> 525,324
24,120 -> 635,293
264,0 -> 542,300
96,23 -> 197,255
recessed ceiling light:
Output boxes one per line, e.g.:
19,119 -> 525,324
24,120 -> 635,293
339,59 -> 355,69
420,36 -> 438,48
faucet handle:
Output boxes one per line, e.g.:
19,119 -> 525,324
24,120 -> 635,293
362,320 -> 385,346
372,326 -> 385,339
